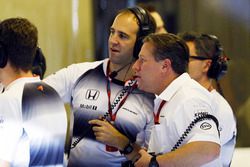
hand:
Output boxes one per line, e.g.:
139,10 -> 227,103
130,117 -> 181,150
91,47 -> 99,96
89,118 -> 129,150
134,149 -> 152,167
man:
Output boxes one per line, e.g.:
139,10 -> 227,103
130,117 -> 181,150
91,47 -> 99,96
131,33 -> 221,167
44,6 -> 156,167
0,18 -> 68,166
180,32 -> 237,166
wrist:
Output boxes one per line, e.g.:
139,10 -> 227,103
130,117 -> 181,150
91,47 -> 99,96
116,134 -> 129,150
119,141 -> 134,155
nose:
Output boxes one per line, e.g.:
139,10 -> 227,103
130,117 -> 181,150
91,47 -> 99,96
132,59 -> 140,72
109,34 -> 119,45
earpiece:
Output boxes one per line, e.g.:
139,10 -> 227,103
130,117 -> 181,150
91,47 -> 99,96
32,47 -> 46,79
0,43 -> 8,68
206,35 -> 228,80
128,6 -> 156,59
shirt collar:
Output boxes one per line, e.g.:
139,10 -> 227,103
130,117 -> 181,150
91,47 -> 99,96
5,76 -> 40,91
158,73 -> 190,101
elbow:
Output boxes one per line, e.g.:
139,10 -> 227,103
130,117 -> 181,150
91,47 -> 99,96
207,143 -> 221,162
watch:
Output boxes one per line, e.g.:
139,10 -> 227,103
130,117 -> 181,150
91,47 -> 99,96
120,142 -> 134,155
149,155 -> 159,167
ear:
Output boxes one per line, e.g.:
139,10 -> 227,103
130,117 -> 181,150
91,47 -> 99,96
161,59 -> 171,72
203,59 -> 212,73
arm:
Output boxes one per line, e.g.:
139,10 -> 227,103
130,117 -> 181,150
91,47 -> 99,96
89,119 -> 141,161
135,141 -> 220,167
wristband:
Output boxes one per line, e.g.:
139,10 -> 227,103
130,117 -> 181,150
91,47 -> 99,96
149,155 -> 159,167
120,142 -> 134,155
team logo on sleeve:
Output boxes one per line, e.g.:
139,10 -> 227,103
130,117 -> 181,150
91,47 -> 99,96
85,89 -> 100,100
200,122 -> 212,130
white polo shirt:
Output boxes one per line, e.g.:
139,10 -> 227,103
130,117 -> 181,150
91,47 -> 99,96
0,77 -> 40,166
148,73 -> 221,167
211,90 -> 237,166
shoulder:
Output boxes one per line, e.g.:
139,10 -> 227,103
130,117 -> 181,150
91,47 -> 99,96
63,59 -> 105,75
0,92 -> 20,116
44,59 -> 105,84
211,90 -> 235,122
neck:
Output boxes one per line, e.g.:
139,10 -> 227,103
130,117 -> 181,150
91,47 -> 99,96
109,61 -> 134,81
156,72 -> 179,95
197,76 -> 214,92
1,64 -> 33,87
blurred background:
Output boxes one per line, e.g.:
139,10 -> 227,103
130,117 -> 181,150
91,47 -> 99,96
0,0 -> 249,150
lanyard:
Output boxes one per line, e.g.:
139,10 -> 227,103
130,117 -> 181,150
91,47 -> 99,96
106,61 -> 137,121
154,100 -> 166,124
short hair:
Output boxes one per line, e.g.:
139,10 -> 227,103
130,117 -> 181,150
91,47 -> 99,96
0,17 -> 38,71
143,33 -> 189,74
178,31 -> 219,59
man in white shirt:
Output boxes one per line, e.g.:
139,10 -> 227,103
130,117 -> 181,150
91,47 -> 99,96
180,31 -> 237,166
0,17 -> 68,167
44,6 -> 156,167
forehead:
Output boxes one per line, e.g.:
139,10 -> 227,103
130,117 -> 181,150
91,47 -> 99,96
140,42 -> 155,58
111,12 -> 139,35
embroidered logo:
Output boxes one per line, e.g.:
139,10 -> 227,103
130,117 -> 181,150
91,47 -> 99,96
85,89 -> 100,100
200,122 -> 212,130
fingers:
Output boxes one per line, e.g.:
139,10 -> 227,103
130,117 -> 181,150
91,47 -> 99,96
88,119 -> 104,126
138,149 -> 147,155
134,149 -> 151,167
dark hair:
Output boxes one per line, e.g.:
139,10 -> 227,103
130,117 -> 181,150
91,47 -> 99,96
143,33 -> 189,74
0,17 -> 38,71
179,31 -> 219,59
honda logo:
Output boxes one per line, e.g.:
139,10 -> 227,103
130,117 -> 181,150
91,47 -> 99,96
85,89 -> 100,100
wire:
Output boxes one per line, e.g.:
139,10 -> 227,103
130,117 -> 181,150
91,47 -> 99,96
171,114 -> 219,151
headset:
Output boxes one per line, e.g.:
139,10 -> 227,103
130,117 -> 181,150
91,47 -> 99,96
0,42 -> 8,68
128,6 -> 156,59
32,47 -> 46,79
203,34 -> 229,80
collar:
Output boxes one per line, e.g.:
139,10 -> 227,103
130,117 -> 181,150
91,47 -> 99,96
102,58 -> 109,76
5,76 -> 40,91
158,73 -> 191,101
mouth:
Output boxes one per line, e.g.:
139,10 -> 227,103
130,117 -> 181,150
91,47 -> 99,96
110,47 -> 120,53
133,75 -> 141,82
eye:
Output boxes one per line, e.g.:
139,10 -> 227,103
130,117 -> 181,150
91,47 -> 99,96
109,28 -> 115,36
118,33 -> 129,40
139,57 -> 145,63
